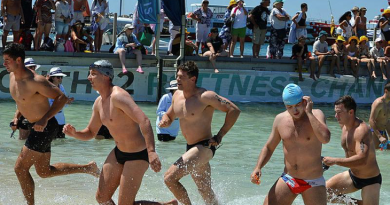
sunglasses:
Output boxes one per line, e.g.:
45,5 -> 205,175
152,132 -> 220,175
55,76 -> 63,79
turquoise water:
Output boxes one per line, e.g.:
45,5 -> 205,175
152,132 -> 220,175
0,99 -> 389,205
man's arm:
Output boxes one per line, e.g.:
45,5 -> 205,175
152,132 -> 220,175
112,91 -> 161,172
202,91 -> 241,144
369,99 -> 386,142
303,96 -> 331,144
1,0 -> 6,17
63,99 -> 102,140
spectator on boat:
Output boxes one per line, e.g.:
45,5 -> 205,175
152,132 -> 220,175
73,0 -> 90,24
350,6 -> 359,35
24,57 -> 41,71
114,24 -> 144,74
48,67 -> 74,139
55,0 -> 72,43
70,20 -> 93,52
311,30 -> 336,79
331,35 -> 347,75
358,35 -> 376,79
219,0 -> 237,56
90,0 -> 109,52
339,11 -> 353,42
288,3 -> 307,44
34,0 -> 55,51
355,7 -> 367,38
190,0 -> 213,55
370,38 -> 388,80
269,0 -> 289,59
379,9 -> 390,42
171,29 -> 197,56
167,20 -> 180,55
291,36 -> 312,81
156,80 -> 180,142
249,0 -> 270,58
230,0 -> 247,58
203,27 -> 228,73
346,36 -> 360,78
1,0 -> 25,50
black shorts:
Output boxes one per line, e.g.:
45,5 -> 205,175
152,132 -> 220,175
114,146 -> 149,165
97,125 -> 112,139
349,169 -> 382,189
157,134 -> 176,142
186,139 -> 216,157
24,118 -> 58,153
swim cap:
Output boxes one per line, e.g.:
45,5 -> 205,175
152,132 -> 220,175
89,60 -> 114,80
282,84 -> 303,105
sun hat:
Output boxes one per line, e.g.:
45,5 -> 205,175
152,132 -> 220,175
336,35 -> 345,42
348,36 -> 359,44
228,0 -> 237,8
282,84 -> 303,106
89,60 -> 114,80
202,0 -> 209,3
24,58 -> 41,70
375,38 -> 383,42
166,80 -> 178,90
49,67 -> 67,77
318,30 -> 328,38
383,9 -> 390,16
359,36 -> 368,43
123,24 -> 134,31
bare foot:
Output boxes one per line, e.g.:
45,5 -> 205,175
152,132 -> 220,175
383,74 -> 387,80
372,73 -> 377,79
163,199 -> 178,205
122,68 -> 128,74
87,161 -> 100,178
214,69 -> 219,73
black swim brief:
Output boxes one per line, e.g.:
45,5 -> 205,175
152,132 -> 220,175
114,146 -> 149,165
349,169 -> 382,189
186,139 -> 216,157
24,117 -> 58,153
157,134 -> 176,142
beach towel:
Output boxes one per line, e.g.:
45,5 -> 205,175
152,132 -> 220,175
288,11 -> 307,43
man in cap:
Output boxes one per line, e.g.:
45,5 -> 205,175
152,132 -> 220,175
156,80 -> 180,142
63,60 -> 177,205
249,0 -> 270,58
3,43 -> 100,204
160,61 -> 241,205
324,95 -> 381,205
1,0 -> 25,50
370,38 -> 389,80
251,83 -> 330,205
114,23 -> 144,74
311,30 -> 336,79
203,27 -> 228,73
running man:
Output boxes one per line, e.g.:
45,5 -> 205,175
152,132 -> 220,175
369,82 -> 390,149
250,83 -> 331,205
160,61 -> 241,205
3,43 -> 99,205
324,96 -> 381,205
63,60 -> 177,205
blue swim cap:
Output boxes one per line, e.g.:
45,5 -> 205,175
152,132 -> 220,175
282,84 -> 303,105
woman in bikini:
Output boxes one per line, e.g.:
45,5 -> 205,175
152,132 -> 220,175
346,36 -> 360,78
355,7 -> 367,38
358,36 -> 376,79
339,11 -> 353,42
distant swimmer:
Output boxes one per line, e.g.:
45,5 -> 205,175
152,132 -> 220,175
63,60 -> 177,205
3,43 -> 100,205
369,82 -> 390,149
324,95 -> 381,205
160,61 -> 241,205
251,83 -> 330,205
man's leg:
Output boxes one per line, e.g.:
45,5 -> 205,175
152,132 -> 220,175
301,186 -> 327,205
326,171 -> 361,204
191,162 -> 218,205
116,48 -> 128,73
19,128 -> 30,140
230,35 -> 237,57
310,57 -> 317,80
361,184 -> 381,205
203,51 -> 218,73
317,55 -> 326,78
239,36 -> 245,57
133,49 -> 143,67
263,178 -> 298,205
2,30 -> 10,49
329,56 -> 336,77
297,57 -> 303,81
164,145 -> 213,205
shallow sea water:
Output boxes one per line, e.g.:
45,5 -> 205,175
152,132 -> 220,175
0,99 -> 389,205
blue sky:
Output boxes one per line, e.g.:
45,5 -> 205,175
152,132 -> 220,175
109,0 -> 388,22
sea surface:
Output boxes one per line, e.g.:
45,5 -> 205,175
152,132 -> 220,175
0,99 -> 389,205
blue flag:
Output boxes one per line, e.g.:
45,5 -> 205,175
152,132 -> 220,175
137,0 -> 159,24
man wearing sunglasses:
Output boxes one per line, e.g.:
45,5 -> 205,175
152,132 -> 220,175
203,27 -> 228,73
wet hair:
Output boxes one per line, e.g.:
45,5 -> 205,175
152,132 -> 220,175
301,3 -> 307,9
335,95 -> 357,114
339,11 -> 352,24
385,82 -> 390,91
2,43 -> 25,62
177,61 -> 199,83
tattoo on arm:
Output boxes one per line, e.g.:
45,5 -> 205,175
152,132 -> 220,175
360,142 -> 365,153
215,95 -> 230,105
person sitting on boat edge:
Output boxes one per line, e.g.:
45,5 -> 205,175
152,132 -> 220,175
70,20 -> 94,52
370,38 -> 389,80
203,27 -> 228,73
290,36 -> 314,81
331,35 -> 347,75
345,36 -> 360,79
311,30 -> 336,80
171,28 -> 198,56
358,35 -> 376,79
114,24 -> 144,74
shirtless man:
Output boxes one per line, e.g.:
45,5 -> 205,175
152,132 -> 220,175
73,0 -> 89,23
1,0 -> 25,49
369,82 -> 390,149
324,95 -> 381,205
160,61 -> 241,205
2,43 -> 99,205
63,60 -> 177,205
250,83 -> 331,205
